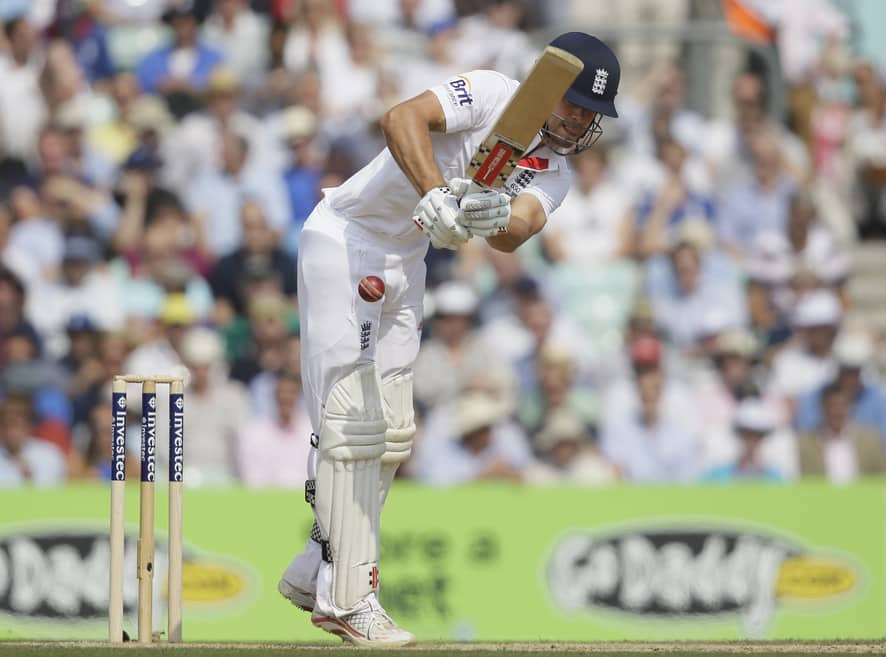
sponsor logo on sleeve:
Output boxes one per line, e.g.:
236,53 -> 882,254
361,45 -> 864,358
504,169 -> 536,198
447,76 -> 473,107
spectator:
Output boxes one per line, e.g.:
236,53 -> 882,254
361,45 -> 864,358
172,327 -> 250,486
415,391 -> 533,486
483,276 -> 591,391
39,161 -> 122,249
0,395 -> 66,486
349,0 -> 444,66
717,129 -> 796,259
543,146 -> 632,264
744,276 -> 792,361
229,293 -> 298,384
52,100 -> 117,190
60,315 -> 107,427
0,13 -> 47,161
69,389 -> 139,481
603,298 -> 681,383
321,21 -> 388,129
5,186 -> 64,285
114,146 -> 211,273
783,189 -> 850,292
120,196 -> 214,322
210,199 -> 298,321
91,78 -> 173,166
706,71 -> 809,186
629,137 -> 715,259
135,1 -> 224,99
166,66 -> 279,190
749,191 -> 850,316
279,106 -> 323,253
39,39 -> 91,123
796,331 -> 886,444
237,370 -> 312,487
186,131 -> 289,257
702,398 -> 789,482
122,293 -> 192,378
843,61 -> 886,237
48,1 -> 115,83
0,266 -> 41,358
798,382 -> 886,483
770,289 -> 842,403
283,0 -> 350,77
396,17 -> 462,101
201,0 -> 270,99
517,342 -> 597,436
453,0 -> 534,79
0,321 -> 72,454
248,333 -> 301,419
26,235 -> 124,358
524,408 -> 618,486
647,225 -> 747,349
619,63 -> 708,159
693,329 -> 768,433
252,20 -> 296,114
413,281 -> 505,410
604,333 -> 697,432
600,363 -> 699,483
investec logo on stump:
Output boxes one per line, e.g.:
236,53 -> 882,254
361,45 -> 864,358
112,392 -> 127,482
141,393 -> 157,482
170,394 -> 184,483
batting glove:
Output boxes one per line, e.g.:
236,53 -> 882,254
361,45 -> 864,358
413,186 -> 470,250
447,177 -> 511,237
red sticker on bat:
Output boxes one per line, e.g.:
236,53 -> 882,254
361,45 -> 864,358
474,142 -> 514,187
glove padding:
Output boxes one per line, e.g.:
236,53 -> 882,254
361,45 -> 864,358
447,177 -> 511,237
412,186 -> 470,250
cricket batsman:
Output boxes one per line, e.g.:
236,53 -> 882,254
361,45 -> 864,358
277,32 -> 621,646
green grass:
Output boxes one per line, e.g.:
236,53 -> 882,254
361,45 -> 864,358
1,642 -> 885,657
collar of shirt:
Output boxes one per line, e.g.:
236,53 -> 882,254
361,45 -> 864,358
515,135 -> 564,172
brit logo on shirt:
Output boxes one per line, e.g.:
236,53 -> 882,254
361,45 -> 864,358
592,68 -> 608,95
447,76 -> 473,107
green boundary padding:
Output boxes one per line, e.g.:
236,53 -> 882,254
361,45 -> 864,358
0,481 -> 883,642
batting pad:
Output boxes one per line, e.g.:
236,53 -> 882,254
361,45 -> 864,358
380,369 -> 416,507
314,363 -> 387,611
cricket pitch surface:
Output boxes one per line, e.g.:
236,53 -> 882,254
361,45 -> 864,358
1,641 -> 884,657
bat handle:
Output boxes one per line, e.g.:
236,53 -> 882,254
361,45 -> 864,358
466,180 -> 486,196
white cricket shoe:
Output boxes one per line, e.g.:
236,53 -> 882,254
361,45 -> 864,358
311,595 -> 415,647
278,578 -> 315,612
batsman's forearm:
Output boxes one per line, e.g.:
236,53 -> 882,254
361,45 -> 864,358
486,214 -> 532,253
381,106 -> 446,196
486,195 -> 547,253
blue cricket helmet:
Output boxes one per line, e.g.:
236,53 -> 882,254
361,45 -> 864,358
550,32 -> 620,118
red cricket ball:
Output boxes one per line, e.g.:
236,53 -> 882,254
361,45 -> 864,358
358,275 -> 385,302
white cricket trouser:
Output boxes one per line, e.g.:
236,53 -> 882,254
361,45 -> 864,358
296,200 -> 427,615
297,199 -> 427,430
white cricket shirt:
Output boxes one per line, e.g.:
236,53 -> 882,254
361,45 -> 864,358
323,69 -> 573,241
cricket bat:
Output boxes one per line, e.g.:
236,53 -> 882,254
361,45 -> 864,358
465,46 -> 584,192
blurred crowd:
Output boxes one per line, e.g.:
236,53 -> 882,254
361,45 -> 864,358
1,0 -> 886,489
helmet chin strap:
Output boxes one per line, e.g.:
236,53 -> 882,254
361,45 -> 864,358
540,112 -> 604,155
